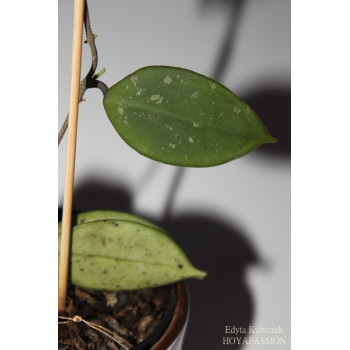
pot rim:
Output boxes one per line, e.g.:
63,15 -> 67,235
150,282 -> 188,350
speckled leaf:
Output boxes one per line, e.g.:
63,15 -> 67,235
58,210 -> 166,235
103,66 -> 276,167
58,219 -> 206,291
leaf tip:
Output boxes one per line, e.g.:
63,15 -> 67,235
192,268 -> 207,280
267,134 -> 278,144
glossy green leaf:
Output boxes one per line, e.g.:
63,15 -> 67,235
103,66 -> 276,167
58,219 -> 206,291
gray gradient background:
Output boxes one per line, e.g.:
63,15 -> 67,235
58,1 -> 290,349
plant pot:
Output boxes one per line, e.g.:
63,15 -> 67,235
58,282 -> 189,350
58,209 -> 189,349
127,282 -> 189,350
149,282 -> 189,350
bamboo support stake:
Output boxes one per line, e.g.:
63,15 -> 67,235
58,0 -> 86,311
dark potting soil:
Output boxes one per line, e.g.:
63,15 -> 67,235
58,283 -> 176,350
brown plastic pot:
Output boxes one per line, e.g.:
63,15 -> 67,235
133,282 -> 189,350
150,282 -> 189,350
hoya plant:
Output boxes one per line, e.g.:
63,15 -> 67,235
58,2 -> 276,299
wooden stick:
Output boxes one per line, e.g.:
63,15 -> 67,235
58,0 -> 86,312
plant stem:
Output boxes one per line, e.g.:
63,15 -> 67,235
58,1 -> 101,145
94,80 -> 108,97
58,113 -> 69,144
58,0 -> 86,312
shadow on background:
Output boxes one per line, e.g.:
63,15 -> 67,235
58,181 -> 259,350
72,179 -> 132,213
200,0 -> 246,82
58,179 -> 132,221
161,214 -> 258,350
242,86 -> 291,158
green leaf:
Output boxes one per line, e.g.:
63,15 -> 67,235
103,66 -> 276,167
58,218 -> 206,291
58,210 -> 166,235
